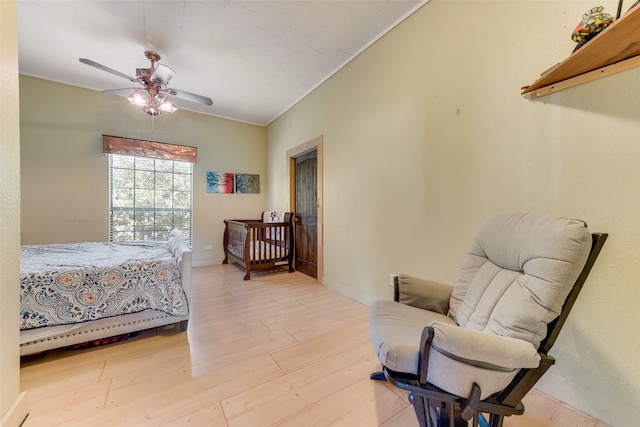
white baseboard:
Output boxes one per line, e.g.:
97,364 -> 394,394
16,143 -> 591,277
536,370 -> 639,427
0,392 -> 28,427
192,259 -> 217,267
321,276 -> 368,305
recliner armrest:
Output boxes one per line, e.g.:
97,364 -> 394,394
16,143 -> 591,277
397,274 -> 452,315
429,322 -> 541,370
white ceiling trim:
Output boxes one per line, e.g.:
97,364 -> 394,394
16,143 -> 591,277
267,0 -> 429,126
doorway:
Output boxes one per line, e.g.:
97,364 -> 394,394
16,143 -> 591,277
288,136 -> 323,281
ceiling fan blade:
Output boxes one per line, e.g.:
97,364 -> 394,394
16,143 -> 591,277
102,88 -> 139,96
79,58 -> 138,83
151,64 -> 176,86
167,88 -> 213,106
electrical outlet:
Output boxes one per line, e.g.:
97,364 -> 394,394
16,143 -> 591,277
204,245 -> 213,250
389,273 -> 398,287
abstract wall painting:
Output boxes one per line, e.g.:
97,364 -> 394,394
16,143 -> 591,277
206,172 -> 235,193
235,173 -> 260,194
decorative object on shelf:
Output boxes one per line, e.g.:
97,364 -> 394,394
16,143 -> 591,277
572,6 -> 614,52
206,172 -> 235,193
235,174 -> 260,194
522,2 -> 640,98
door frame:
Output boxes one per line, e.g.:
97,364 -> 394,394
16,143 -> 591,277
287,135 -> 323,283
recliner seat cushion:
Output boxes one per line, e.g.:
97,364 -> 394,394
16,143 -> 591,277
370,300 -> 456,373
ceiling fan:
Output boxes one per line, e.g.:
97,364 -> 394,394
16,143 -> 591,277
79,51 -> 213,116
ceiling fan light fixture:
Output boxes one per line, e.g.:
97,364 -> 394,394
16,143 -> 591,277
158,95 -> 178,113
127,89 -> 150,107
142,105 -> 160,116
126,89 -> 177,115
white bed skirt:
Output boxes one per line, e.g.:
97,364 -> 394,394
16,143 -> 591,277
20,309 -> 188,355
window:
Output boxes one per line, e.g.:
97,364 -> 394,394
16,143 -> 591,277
109,154 -> 192,245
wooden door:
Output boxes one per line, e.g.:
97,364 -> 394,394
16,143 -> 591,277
294,150 -> 317,278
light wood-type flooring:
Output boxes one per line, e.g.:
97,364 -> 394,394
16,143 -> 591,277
20,265 -> 610,426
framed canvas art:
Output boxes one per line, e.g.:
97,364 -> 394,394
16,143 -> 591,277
235,173 -> 260,194
206,172 -> 234,193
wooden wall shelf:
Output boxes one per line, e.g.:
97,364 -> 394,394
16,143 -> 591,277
522,5 -> 640,99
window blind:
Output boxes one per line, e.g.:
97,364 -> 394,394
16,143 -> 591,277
109,154 -> 192,245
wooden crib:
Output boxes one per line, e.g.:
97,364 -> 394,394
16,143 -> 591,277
223,211 -> 294,280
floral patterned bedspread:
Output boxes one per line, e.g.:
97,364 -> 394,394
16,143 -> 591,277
20,241 -> 189,330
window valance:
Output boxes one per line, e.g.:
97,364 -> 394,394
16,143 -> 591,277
102,134 -> 197,163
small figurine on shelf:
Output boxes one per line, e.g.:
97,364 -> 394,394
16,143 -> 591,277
571,6 -> 614,52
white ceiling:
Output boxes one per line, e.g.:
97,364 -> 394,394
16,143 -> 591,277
17,0 -> 426,126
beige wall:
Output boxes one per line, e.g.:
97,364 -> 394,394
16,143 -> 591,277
266,1 -> 640,424
0,1 -> 27,425
20,76 -> 267,266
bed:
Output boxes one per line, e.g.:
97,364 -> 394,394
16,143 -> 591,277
223,211 -> 294,280
19,229 -> 192,356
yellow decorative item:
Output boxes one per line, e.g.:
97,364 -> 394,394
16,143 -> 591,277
572,6 -> 613,42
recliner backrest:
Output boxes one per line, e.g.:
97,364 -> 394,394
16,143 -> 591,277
448,213 -> 592,349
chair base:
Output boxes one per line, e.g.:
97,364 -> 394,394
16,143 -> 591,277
383,368 -> 524,427
369,371 -> 387,381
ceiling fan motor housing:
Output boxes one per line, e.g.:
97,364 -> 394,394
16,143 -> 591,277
136,68 -> 152,83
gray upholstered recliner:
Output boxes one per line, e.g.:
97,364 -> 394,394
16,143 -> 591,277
369,213 -> 607,426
